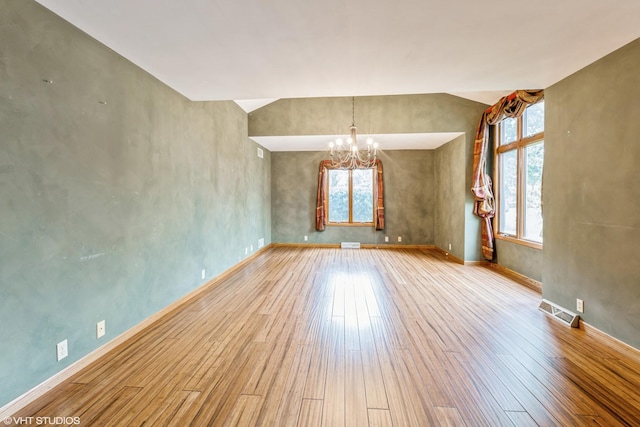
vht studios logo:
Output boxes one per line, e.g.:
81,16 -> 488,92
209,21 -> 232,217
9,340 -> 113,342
3,416 -> 81,425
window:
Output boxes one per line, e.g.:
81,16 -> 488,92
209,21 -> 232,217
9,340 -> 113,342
495,101 -> 544,246
316,160 -> 384,231
327,168 -> 374,225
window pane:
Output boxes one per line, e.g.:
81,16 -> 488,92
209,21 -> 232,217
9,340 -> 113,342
499,150 -> 517,235
352,168 -> 373,223
501,117 -> 517,144
524,142 -> 544,242
328,169 -> 349,222
523,101 -> 544,137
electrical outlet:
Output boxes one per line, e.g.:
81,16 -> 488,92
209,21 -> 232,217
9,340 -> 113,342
201,269 -> 206,280
258,238 -> 264,248
384,236 -> 389,242
576,298 -> 584,313
397,236 -> 402,243
448,243 -> 452,251
304,235 -> 308,241
97,320 -> 106,338
245,247 -> 248,255
250,244 -> 253,251
57,339 -> 68,361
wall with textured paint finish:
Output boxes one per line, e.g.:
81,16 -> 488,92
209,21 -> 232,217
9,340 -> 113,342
0,0 -> 270,407
495,241 -> 542,282
544,38 -> 640,348
253,95 -> 486,258
434,135 -> 466,260
271,150 -> 434,245
249,94 -> 484,138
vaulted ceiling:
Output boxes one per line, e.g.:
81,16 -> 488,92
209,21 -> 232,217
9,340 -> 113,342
34,0 -> 640,106
32,0 -> 640,150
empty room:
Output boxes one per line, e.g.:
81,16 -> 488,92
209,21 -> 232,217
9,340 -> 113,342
2,0 -> 640,425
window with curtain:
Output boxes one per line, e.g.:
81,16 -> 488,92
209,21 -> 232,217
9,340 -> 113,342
316,159 -> 384,231
327,168 -> 374,225
495,101 -> 544,246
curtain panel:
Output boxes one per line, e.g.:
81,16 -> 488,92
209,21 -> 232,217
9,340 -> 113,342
316,159 -> 385,231
471,89 -> 544,261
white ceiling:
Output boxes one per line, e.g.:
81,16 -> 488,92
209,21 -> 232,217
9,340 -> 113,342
234,98 -> 279,113
252,132 -> 465,152
34,0 -> 640,148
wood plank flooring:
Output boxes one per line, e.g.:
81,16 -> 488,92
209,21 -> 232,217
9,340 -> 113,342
9,247 -> 640,426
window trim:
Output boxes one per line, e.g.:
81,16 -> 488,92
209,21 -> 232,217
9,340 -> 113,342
325,167 -> 375,227
494,106 -> 544,249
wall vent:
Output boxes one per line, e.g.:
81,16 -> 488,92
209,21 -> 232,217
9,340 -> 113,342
341,242 -> 361,249
538,299 -> 580,328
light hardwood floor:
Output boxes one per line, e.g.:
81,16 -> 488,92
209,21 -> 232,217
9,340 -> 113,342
9,247 -> 640,426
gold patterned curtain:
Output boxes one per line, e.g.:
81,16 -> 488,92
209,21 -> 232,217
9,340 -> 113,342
471,90 -> 544,261
316,159 -> 385,231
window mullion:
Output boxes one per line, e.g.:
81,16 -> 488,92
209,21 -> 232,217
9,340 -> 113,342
515,116 -> 522,239
348,170 -> 353,223
497,140 -> 519,153
517,146 -> 525,239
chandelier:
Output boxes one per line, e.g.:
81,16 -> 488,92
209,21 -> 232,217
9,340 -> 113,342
328,97 -> 379,169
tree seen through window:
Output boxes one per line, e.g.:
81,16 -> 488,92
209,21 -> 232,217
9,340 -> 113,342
327,168 -> 374,224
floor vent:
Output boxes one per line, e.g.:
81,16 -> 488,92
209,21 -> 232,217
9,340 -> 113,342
538,299 -> 580,328
341,242 -> 361,249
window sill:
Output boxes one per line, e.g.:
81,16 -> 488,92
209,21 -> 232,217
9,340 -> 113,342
327,223 -> 375,227
495,234 -> 543,250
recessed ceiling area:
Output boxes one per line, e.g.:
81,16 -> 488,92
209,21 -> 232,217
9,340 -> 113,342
251,132 -> 465,152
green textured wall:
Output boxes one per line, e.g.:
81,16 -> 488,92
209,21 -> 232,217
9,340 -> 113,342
271,150 -> 434,245
495,241 -> 542,282
0,0 -> 271,407
434,135 -> 466,260
252,95 -> 486,258
544,38 -> 640,347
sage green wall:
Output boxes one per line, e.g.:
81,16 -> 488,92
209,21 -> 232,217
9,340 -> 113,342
544,38 -> 640,348
0,0 -> 271,407
251,95 -> 486,258
271,150 -> 434,245
434,135 -> 466,260
495,241 -> 542,282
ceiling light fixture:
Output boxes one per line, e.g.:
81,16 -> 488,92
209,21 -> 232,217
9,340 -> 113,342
328,97 -> 379,169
